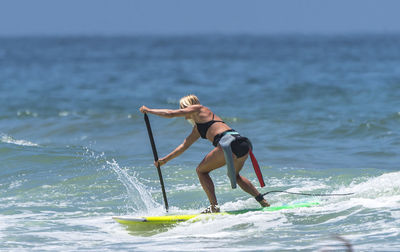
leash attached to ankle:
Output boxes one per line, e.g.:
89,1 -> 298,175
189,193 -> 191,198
255,193 -> 265,202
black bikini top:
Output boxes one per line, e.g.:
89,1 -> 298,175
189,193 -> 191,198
196,113 -> 225,139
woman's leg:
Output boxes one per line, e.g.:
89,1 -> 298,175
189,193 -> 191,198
234,154 -> 270,207
196,146 -> 269,208
234,154 -> 258,196
196,146 -> 226,206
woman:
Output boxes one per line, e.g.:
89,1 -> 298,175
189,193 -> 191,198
139,94 -> 269,213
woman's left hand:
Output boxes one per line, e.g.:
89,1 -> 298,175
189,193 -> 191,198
154,158 -> 167,167
139,105 -> 150,114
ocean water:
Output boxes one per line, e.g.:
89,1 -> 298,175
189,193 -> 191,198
1,35 -> 400,251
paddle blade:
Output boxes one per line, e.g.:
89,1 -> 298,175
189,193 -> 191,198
249,149 -> 265,187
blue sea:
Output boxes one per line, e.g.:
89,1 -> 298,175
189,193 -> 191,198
1,34 -> 399,251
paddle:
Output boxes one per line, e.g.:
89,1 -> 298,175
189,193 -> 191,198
144,113 -> 169,212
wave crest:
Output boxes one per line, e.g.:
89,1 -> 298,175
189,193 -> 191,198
0,134 -> 38,147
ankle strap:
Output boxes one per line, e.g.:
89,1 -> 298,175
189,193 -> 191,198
255,193 -> 264,202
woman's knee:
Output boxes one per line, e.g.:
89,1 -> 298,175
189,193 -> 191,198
196,164 -> 208,175
196,157 -> 205,173
196,166 -> 201,175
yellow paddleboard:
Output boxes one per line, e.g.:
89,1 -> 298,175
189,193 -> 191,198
113,202 -> 319,226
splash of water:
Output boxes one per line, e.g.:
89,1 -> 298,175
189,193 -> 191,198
83,147 -> 159,213
105,159 -> 159,213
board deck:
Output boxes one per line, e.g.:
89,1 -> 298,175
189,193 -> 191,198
113,202 -> 319,226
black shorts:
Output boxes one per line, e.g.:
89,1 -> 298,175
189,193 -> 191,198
213,130 -> 252,158
231,136 -> 252,158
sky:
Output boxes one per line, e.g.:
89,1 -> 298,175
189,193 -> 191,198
1,0 -> 400,36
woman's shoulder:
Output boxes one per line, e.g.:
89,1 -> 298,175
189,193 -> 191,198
198,105 -> 213,114
188,104 -> 206,113
192,104 -> 204,109
181,104 -> 202,112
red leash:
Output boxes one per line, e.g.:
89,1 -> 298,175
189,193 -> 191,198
249,149 -> 265,187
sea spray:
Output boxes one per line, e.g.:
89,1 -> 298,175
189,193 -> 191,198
105,159 -> 159,212
83,147 -> 158,213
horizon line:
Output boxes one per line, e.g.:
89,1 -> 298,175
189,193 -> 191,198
1,30 -> 400,39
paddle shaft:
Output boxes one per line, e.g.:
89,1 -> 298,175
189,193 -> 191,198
144,113 -> 169,212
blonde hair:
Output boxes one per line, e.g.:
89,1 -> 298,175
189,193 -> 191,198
179,94 -> 200,109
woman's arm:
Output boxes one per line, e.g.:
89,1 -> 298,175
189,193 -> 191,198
157,126 -> 200,166
140,105 -> 201,118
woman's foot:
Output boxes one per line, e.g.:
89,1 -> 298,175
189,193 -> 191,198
255,193 -> 270,207
201,204 -> 220,214
259,199 -> 270,207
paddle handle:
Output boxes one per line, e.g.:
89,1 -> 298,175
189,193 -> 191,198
144,113 -> 169,212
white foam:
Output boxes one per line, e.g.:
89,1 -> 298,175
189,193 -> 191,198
8,179 -> 26,189
1,134 -> 39,147
0,214 -> 141,251
327,171 -> 400,209
17,110 -> 38,117
58,111 -> 69,117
